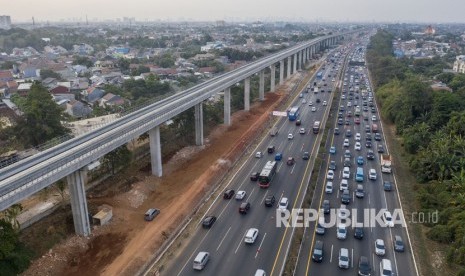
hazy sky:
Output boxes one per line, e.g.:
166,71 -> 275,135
1,0 -> 464,23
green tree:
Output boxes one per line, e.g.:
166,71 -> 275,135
39,69 -> 62,80
72,56 -> 94,67
102,145 -> 132,175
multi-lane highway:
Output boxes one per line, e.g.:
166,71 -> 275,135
159,48 -> 344,276
294,41 -> 418,276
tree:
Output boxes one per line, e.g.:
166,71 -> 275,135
117,58 -> 130,72
102,145 -> 132,175
39,69 -> 62,80
13,83 -> 70,147
72,56 -> 94,67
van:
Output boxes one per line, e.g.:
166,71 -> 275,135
254,269 -> 266,276
144,208 -> 160,221
356,184 -> 364,198
244,228 -> 259,244
312,240 -> 324,262
193,251 -> 210,270
380,259 -> 392,276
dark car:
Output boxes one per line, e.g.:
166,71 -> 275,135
345,119 -> 350,125
329,160 -> 336,170
358,256 -> 371,276
377,144 -> 385,153
239,202 -> 251,214
334,128 -> 340,135
312,240 -> 324,262
322,200 -> 330,214
338,118 -> 343,125
265,195 -> 276,207
384,181 -> 393,191
296,119 -> 302,126
338,112 -> 343,118
345,130 -> 352,137
367,150 -> 375,160
267,145 -> 275,153
202,216 -> 217,228
341,189 -> 350,204
224,189 -> 235,199
374,133 -> 382,141
365,141 -> 372,148
302,152 -> 310,160
354,227 -> 364,239
344,157 -> 351,167
394,235 -> 405,252
365,133 -> 372,141
316,98 -> 321,103
250,172 -> 259,181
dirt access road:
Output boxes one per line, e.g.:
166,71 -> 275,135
22,71 -> 311,276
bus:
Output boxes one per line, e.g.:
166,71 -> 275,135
356,167 -> 364,182
259,161 -> 278,188
371,123 -> 378,133
288,106 -> 300,121
313,121 -> 321,134
316,71 -> 323,80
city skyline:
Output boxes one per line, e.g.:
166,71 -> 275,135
1,0 -> 465,24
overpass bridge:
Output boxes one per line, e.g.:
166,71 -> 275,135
0,31 -> 355,235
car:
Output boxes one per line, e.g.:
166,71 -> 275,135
355,142 -> 362,151
358,256 -> 371,276
302,151 -> 310,160
312,240 -> 324,262
394,235 -> 405,252
344,157 -> 351,167
367,150 -> 375,160
340,179 -> 349,191
316,221 -> 325,235
144,208 -> 161,221
299,93 -> 303,98
288,133 -> 294,140
299,127 -> 306,134
264,195 -> 276,207
323,101 -> 327,106
329,146 -> 336,154
244,228 -> 259,244
342,167 -> 350,179
338,118 -> 343,125
341,189 -> 350,204
342,95 -> 346,100
364,115 -> 369,121
255,151 -> 263,158
337,224 -> 348,240
372,115 -> 377,121
322,200 -> 330,214
296,119 -> 302,126
375,239 -> 386,256
224,189 -> 235,199
267,145 -> 275,153
363,106 -> 368,112
343,138 -> 350,147
302,99 -> 307,104
325,182 -> 333,193
345,119 -> 350,125
344,150 -> 351,158
383,181 -> 393,191
371,107 -> 376,113
377,144 -> 385,153
365,140 -> 372,148
236,190 -> 246,200
383,211 -> 394,227
357,156 -> 364,165
316,98 -> 321,103
338,112 -> 343,118
369,168 -> 377,180
365,125 -> 371,133
239,202 -> 251,214
375,132 -> 382,141
311,106 -> 317,112
345,130 -> 352,137
347,111 -> 352,117
308,101 -> 313,106
278,197 -> 289,212
334,127 -> 340,135
287,157 -> 295,166
354,227 -> 364,239
329,160 -> 336,170
355,133 -> 361,141
250,172 -> 259,181
275,152 -> 283,161
202,216 -> 217,228
327,170 -> 335,180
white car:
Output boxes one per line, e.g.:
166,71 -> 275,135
311,106 -> 317,112
255,151 -> 263,158
337,224 -> 347,239
244,228 -> 259,244
299,128 -> 306,134
343,139 -> 350,147
342,167 -> 350,179
325,181 -> 333,193
372,115 -> 377,121
355,142 -> 362,151
369,168 -> 377,180
340,179 -> 349,191
235,190 -> 246,200
355,133 -> 361,141
338,205 -> 349,220
308,101 -> 313,106
288,133 -> 294,140
375,239 -> 386,256
327,170 -> 335,180
383,211 -> 394,227
302,99 -> 307,104
323,101 -> 327,106
338,248 -> 350,269
278,197 -> 289,212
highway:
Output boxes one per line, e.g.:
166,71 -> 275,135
294,41 -> 419,276
159,46 -> 344,275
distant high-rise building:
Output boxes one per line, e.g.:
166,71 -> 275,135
425,25 -> 436,35
0,15 -> 11,30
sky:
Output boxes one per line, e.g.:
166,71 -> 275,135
1,0 -> 465,24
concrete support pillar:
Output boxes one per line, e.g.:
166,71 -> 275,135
287,56 -> 291,78
149,126 -> 162,177
300,50 -> 304,69
259,71 -> 265,101
297,51 -> 301,70
194,102 -> 203,146
224,87 -> 231,125
244,77 -> 250,111
270,64 -> 276,92
293,54 -> 297,73
279,60 -> 284,85
67,170 -> 90,236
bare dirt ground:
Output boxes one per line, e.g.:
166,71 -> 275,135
21,73 -> 306,276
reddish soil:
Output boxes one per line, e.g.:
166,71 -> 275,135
21,73 -> 308,276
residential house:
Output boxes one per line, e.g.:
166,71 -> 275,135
0,70 -> 13,82
191,53 -> 216,62
82,86 -> 104,104
73,43 -> 94,55
17,83 -> 32,96
431,82 -> 452,92
66,100 -> 92,118
99,93 -> 125,107
42,77 -> 58,88
50,85 -> 75,101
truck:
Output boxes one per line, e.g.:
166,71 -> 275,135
381,154 -> 392,173
269,126 -> 278,136
313,87 -> 319,93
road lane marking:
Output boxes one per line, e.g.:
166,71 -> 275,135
234,232 -> 245,254
277,162 -> 283,172
255,232 -> 267,259
351,248 -> 354,268
260,190 -> 269,205
330,244 -> 334,263
290,163 -> 296,174
216,227 -> 231,251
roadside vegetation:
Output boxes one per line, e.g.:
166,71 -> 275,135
367,29 -> 465,275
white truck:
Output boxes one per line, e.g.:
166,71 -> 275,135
269,126 -> 278,137
313,87 -> 319,94
381,154 -> 392,173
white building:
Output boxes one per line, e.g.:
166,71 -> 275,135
453,55 -> 465,73
0,15 -> 11,30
